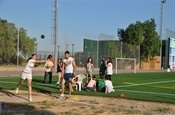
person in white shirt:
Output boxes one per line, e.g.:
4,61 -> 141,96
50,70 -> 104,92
105,76 -> 115,94
43,56 -> 54,84
15,54 -> 44,102
105,57 -> 113,81
61,51 -> 76,97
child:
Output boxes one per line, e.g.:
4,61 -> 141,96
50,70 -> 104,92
86,75 -> 96,92
44,57 -> 54,84
104,76 -> 115,94
85,57 -> 94,83
99,60 -> 106,79
56,58 -> 63,84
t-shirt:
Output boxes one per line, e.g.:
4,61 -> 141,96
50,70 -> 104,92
63,57 -> 74,73
87,79 -> 96,88
99,63 -> 106,74
45,60 -> 54,72
107,62 -> 113,75
86,63 -> 93,74
105,80 -> 114,93
23,59 -> 36,74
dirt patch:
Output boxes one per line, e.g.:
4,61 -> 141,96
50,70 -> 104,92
0,90 -> 175,115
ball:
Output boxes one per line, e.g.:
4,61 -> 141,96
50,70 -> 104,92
119,93 -> 125,98
41,35 -> 45,39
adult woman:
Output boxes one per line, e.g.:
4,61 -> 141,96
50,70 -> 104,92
56,58 -> 63,84
105,57 -> 113,81
85,57 -> 94,83
15,54 -> 44,102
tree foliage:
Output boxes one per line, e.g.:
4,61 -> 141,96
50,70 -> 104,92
118,18 -> 161,60
0,18 -> 36,64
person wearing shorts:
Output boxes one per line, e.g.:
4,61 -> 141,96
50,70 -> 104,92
61,51 -> 76,97
85,57 -> 94,83
105,57 -> 113,81
15,54 -> 44,101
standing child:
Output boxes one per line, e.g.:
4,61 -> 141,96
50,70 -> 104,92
56,58 -> 63,84
44,56 -> 54,84
85,57 -> 94,83
105,57 -> 113,81
15,54 -> 44,101
99,60 -> 106,79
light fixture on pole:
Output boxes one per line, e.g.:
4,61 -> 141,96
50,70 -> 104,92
72,44 -> 74,57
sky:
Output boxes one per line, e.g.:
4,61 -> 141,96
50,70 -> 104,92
0,0 -> 175,52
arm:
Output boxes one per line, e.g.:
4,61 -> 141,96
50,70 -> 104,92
61,62 -> 65,78
92,64 -> 94,71
72,59 -> 76,73
105,86 -> 108,94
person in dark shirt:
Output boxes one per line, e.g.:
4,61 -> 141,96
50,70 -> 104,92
99,59 -> 106,79
56,58 -> 63,84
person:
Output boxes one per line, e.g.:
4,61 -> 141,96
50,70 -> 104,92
104,76 -> 114,94
85,57 -> 94,83
99,59 -> 106,79
105,57 -> 113,81
43,56 -> 54,84
48,55 -> 55,79
56,58 -> 63,84
61,51 -> 76,97
86,75 -> 96,92
15,54 -> 44,102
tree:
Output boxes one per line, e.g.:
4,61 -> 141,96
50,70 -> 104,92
117,18 -> 161,61
0,19 -> 36,64
107,41 -> 120,57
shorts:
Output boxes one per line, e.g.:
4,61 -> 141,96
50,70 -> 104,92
21,72 -> 32,80
64,73 -> 73,84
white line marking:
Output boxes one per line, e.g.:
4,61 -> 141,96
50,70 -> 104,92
0,81 -> 56,87
114,80 -> 175,88
117,89 -> 175,96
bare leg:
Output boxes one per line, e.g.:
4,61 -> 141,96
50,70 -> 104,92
16,78 -> 24,88
57,72 -> 61,84
27,79 -> 32,101
69,83 -> 72,97
16,78 -> 24,93
61,79 -> 65,96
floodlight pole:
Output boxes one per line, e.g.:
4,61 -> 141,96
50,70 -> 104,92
72,44 -> 74,57
159,0 -> 166,69
54,0 -> 58,71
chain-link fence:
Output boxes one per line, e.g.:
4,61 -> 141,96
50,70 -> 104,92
74,34 -> 140,69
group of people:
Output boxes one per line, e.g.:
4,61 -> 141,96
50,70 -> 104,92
15,51 -> 114,102
15,51 -> 76,101
85,57 -> 114,94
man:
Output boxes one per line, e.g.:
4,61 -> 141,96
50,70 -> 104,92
47,55 -> 54,84
61,51 -> 76,97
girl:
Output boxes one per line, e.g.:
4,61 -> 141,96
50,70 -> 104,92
105,57 -> 113,81
99,60 -> 106,79
15,54 -> 44,102
85,57 -> 94,83
56,58 -> 63,84
44,56 -> 54,84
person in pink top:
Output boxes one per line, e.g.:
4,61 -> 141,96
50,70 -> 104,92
86,75 -> 96,92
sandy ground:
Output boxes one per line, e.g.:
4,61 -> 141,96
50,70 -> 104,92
0,90 -> 175,115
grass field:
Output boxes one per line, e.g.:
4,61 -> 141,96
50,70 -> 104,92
0,72 -> 175,104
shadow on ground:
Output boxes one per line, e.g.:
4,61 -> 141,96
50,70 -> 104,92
1,102 -> 56,115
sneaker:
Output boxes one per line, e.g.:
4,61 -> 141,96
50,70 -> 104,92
56,82 -> 60,84
28,97 -> 32,102
15,88 -> 19,94
60,94 -> 64,97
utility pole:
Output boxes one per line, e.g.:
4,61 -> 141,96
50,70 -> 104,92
54,0 -> 58,71
159,0 -> 166,69
16,26 -> 19,71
